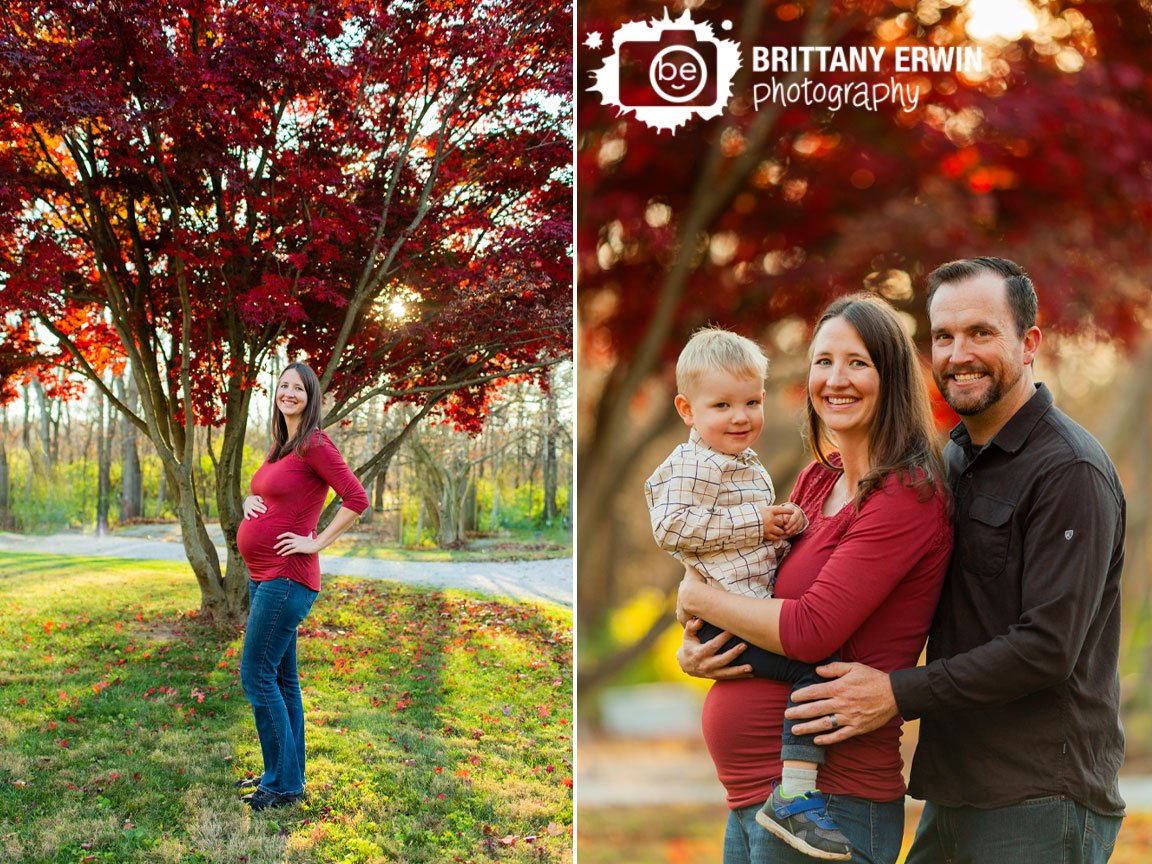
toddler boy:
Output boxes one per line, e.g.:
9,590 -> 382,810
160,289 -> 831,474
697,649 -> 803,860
644,327 -> 851,861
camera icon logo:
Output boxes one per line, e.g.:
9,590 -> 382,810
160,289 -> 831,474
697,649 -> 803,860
588,9 -> 741,134
620,30 -> 716,107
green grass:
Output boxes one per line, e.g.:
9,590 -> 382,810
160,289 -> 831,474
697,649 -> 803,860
325,524 -> 572,563
0,552 -> 572,863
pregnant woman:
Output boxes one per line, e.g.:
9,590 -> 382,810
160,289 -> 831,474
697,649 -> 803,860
235,361 -> 369,811
677,295 -> 953,862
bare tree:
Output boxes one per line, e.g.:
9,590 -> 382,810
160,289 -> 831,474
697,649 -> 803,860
115,372 -> 143,521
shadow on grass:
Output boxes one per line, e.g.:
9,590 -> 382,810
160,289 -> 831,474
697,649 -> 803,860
0,554 -> 573,863
294,580 -> 572,861
0,553 -> 281,862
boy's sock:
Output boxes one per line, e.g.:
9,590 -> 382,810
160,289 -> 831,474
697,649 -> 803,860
779,765 -> 819,797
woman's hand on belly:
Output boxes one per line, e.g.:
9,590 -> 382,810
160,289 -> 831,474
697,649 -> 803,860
274,531 -> 321,556
242,495 -> 267,519
677,618 -> 753,680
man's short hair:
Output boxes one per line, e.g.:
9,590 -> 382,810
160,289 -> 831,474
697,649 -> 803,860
676,326 -> 769,395
926,257 -> 1038,336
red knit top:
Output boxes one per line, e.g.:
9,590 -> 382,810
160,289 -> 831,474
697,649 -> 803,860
236,429 -> 369,592
701,457 -> 952,808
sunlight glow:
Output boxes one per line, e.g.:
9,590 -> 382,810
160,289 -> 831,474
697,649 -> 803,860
965,0 -> 1041,41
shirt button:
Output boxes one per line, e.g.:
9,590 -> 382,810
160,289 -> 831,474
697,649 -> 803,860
965,472 -> 973,478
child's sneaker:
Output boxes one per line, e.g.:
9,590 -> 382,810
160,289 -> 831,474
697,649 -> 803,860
755,785 -> 852,861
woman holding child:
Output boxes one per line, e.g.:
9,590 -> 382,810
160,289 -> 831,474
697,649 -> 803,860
234,362 -> 369,811
676,295 -> 953,863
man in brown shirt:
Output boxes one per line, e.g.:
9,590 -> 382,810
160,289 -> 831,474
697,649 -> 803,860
785,257 -> 1126,862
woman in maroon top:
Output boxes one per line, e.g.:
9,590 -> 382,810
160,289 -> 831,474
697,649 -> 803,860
235,362 -> 369,811
677,295 -> 953,864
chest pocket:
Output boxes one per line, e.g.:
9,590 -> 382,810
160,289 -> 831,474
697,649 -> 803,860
962,493 -> 1015,577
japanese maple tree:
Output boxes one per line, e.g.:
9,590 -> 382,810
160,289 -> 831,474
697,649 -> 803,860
0,0 -> 572,622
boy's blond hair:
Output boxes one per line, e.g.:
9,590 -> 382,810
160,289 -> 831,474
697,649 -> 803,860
676,326 -> 769,396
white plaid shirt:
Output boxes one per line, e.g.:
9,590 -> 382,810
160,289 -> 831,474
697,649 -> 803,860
645,428 -> 793,599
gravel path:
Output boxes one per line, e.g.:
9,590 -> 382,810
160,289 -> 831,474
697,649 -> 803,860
0,529 -> 572,607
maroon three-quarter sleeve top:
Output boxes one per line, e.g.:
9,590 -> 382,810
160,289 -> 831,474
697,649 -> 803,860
236,429 -> 369,592
701,457 -> 953,808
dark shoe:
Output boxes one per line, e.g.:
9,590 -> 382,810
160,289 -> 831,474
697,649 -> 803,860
244,788 -> 304,811
234,774 -> 262,790
755,786 -> 852,861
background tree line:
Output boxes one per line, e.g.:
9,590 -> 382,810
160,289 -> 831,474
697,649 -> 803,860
0,362 -> 573,548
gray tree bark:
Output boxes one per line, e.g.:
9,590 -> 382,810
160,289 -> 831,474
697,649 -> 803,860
115,373 -> 143,521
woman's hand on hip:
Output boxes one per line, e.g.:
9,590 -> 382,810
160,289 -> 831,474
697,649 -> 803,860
242,495 -> 267,520
274,531 -> 321,556
676,617 -> 753,680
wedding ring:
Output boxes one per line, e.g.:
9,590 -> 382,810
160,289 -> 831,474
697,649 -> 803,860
828,713 -> 839,729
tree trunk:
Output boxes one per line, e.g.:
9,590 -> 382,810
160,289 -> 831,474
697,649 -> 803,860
156,468 -> 166,518
464,477 -> 478,534
32,378 -> 53,473
59,399 -> 73,467
543,380 -> 559,524
436,468 -> 471,548
0,408 -> 9,529
395,469 -> 405,542
48,392 -> 60,466
211,369 -> 257,620
489,465 -> 501,532
437,483 -> 455,548
374,471 -> 385,513
95,386 -> 112,536
173,472 -> 230,621
22,383 -> 43,488
116,374 -> 143,521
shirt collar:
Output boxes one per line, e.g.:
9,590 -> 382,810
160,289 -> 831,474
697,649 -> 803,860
948,382 -> 1054,455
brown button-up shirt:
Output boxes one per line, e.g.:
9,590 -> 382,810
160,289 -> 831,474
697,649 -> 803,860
891,384 -> 1126,816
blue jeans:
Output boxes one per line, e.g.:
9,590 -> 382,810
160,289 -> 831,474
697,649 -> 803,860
723,793 -> 904,864
905,797 -> 1123,864
240,578 -> 318,796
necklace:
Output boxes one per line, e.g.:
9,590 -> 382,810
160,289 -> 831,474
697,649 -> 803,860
837,477 -> 857,510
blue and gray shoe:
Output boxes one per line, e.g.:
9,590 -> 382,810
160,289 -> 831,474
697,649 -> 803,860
755,785 -> 852,861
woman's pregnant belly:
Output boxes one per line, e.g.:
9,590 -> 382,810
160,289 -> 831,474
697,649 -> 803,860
237,510 -> 302,577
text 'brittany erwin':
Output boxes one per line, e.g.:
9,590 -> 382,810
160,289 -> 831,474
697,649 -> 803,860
752,45 -> 984,74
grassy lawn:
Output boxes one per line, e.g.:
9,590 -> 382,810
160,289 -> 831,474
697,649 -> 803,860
322,539 -> 570,564
577,803 -> 1152,863
321,524 -> 571,563
0,553 -> 572,863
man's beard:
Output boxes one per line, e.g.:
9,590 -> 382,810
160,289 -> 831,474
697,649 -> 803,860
936,364 -> 1022,417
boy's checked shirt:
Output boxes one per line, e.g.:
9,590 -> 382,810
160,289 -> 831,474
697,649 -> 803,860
645,428 -> 796,599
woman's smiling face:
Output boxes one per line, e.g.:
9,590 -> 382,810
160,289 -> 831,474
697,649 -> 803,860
808,315 -> 880,443
276,368 -> 308,419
